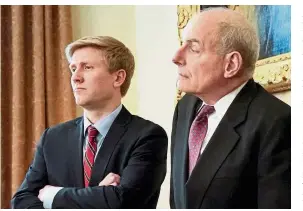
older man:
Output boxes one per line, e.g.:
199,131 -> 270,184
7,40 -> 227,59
170,7 -> 290,209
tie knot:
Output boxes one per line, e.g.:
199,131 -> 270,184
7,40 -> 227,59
197,105 -> 215,119
87,125 -> 99,138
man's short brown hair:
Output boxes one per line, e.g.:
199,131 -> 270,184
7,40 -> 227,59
65,36 -> 135,97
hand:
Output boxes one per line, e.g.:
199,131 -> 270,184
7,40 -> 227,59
99,172 -> 120,186
38,185 -> 53,202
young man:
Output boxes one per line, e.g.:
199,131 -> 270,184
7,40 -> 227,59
12,36 -> 168,209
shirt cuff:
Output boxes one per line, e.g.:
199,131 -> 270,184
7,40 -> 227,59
43,186 -> 63,208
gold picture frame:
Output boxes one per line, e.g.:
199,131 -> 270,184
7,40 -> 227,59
176,5 -> 291,101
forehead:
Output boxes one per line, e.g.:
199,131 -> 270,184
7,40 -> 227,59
182,13 -> 218,43
70,47 -> 104,63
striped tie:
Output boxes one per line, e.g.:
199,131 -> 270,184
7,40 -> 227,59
83,125 -> 99,187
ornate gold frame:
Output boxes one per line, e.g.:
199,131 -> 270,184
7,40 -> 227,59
176,5 -> 291,101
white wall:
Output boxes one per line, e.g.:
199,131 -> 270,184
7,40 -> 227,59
135,5 -> 179,208
274,91 -> 291,105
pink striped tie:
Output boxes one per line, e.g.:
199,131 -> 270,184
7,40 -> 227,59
188,105 -> 215,175
83,125 -> 99,187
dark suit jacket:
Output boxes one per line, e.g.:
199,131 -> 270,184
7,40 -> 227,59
170,79 -> 291,209
11,106 -> 168,208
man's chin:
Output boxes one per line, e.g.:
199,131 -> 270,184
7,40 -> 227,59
75,99 -> 87,108
177,86 -> 192,94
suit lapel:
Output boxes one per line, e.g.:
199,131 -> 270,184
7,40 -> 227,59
185,79 -> 258,208
68,117 -> 85,187
173,95 -> 200,208
185,120 -> 240,208
89,106 -> 131,186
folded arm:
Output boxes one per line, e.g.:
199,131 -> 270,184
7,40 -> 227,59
52,125 -> 168,209
11,129 -> 49,209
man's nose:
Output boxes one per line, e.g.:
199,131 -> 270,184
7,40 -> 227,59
71,68 -> 84,84
172,46 -> 185,66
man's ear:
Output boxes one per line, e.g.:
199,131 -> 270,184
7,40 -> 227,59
113,69 -> 126,88
223,51 -> 243,78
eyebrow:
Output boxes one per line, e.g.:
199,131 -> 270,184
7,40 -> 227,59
185,38 -> 202,45
69,62 -> 89,67
184,39 -> 204,49
185,38 -> 200,44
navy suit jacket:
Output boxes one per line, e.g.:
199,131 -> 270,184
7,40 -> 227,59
12,106 -> 168,208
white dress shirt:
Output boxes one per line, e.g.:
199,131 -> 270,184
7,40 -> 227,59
199,81 -> 248,154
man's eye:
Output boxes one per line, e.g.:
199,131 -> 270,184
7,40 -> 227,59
189,45 -> 200,53
188,45 -> 200,53
70,67 -> 76,72
84,66 -> 93,70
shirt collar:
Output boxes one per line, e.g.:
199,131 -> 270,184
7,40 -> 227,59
83,104 -> 123,138
201,81 -> 248,118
